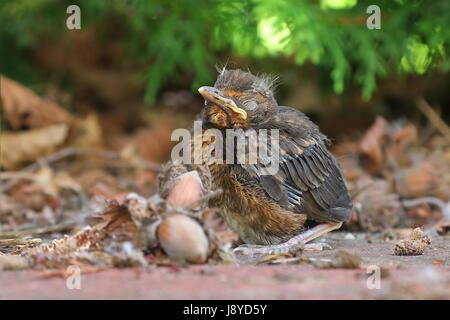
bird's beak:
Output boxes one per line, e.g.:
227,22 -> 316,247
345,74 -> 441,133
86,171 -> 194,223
198,86 -> 247,120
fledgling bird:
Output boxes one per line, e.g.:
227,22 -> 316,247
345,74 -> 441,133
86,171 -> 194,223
197,68 -> 352,261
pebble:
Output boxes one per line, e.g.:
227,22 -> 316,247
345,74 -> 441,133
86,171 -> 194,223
344,233 -> 356,240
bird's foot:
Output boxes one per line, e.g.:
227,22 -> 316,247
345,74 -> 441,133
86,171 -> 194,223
232,222 -> 342,264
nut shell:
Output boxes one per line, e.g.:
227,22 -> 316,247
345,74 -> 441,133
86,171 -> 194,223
158,214 -> 208,264
166,171 -> 204,209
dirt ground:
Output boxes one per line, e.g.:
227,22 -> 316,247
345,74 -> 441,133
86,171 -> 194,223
1,232 -> 449,299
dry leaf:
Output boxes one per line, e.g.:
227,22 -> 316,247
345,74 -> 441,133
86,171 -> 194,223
395,159 -> 450,199
434,220 -> 450,236
359,117 -> 387,174
125,193 -> 152,227
0,75 -> 73,130
0,123 -> 69,169
71,113 -> 103,148
353,180 -> 403,231
387,121 -> 418,161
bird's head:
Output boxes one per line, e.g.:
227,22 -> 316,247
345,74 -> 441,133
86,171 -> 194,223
198,68 -> 277,129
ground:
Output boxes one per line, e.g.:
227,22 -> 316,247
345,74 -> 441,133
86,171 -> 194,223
2,232 -> 449,299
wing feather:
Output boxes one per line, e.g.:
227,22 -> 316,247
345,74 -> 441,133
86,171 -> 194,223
242,106 -> 352,222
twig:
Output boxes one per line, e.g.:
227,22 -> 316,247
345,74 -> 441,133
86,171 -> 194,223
22,147 -> 160,172
22,147 -> 118,172
402,197 -> 450,221
416,98 -> 450,144
0,221 -> 77,239
0,147 -> 161,192
0,238 -> 41,246
0,172 -> 39,181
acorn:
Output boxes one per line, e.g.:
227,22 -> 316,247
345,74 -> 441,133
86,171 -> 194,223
157,214 -> 208,264
166,171 -> 204,209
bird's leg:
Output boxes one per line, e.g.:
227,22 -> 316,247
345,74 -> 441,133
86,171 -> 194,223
233,222 -> 342,263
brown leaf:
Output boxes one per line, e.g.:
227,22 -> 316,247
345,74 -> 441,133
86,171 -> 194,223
71,113 -> 103,148
394,158 -> 450,199
389,122 -> 418,147
434,220 -> 450,236
76,170 -> 124,197
353,180 -> 403,231
0,123 -> 69,170
359,117 -> 387,174
0,76 -> 73,130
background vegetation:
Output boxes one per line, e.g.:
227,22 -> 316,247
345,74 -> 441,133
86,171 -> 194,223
1,0 -> 449,104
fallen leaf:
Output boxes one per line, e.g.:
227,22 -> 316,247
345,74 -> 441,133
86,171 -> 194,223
71,113 -> 103,148
394,159 -> 449,199
0,123 -> 69,170
353,180 -> 403,231
0,75 -> 73,130
434,220 -> 450,236
359,117 -> 387,174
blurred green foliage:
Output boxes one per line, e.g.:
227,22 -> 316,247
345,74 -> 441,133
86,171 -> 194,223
1,0 -> 449,102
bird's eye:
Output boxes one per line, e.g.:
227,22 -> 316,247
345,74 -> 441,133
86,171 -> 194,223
243,100 -> 258,111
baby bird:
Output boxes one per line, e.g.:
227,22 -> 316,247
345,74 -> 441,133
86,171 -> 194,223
197,68 -> 352,261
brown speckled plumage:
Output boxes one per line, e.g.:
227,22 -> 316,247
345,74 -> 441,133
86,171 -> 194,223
197,69 -> 352,245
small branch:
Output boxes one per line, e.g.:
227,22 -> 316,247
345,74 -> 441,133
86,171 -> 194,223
416,98 -> 450,144
0,221 -> 77,239
23,147 -> 117,172
402,197 -> 450,221
0,238 -> 41,246
22,147 -> 161,172
0,147 -> 161,192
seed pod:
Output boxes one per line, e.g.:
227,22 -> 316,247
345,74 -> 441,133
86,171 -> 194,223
158,214 -> 208,264
394,228 -> 431,256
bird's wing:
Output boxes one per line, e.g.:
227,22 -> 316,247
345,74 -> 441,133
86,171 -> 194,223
242,106 -> 352,222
